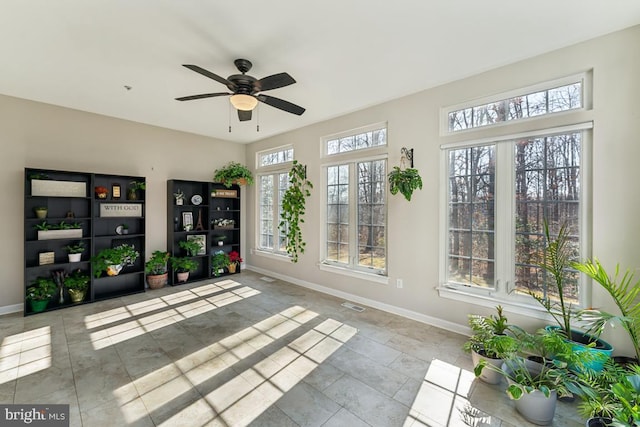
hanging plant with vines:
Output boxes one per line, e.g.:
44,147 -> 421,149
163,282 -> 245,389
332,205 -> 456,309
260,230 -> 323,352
279,160 -> 313,263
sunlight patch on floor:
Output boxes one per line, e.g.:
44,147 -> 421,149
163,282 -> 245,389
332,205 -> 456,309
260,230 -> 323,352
405,359 -> 494,427
0,326 -> 51,384
114,305 -> 357,426
85,281 -> 260,350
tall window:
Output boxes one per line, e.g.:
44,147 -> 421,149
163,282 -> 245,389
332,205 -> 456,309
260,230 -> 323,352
257,146 -> 293,255
445,129 -> 587,306
322,123 -> 387,276
442,75 -> 590,308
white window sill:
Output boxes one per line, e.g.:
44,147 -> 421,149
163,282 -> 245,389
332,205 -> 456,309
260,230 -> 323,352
436,284 -> 553,322
318,262 -> 389,285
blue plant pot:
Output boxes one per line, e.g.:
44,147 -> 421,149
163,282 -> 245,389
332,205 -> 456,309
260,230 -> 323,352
545,326 -> 613,372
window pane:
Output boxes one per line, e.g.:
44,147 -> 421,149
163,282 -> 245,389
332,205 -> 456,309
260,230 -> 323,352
325,126 -> 387,155
326,165 -> 349,263
447,80 -> 582,132
514,132 -> 581,303
357,160 -> 386,271
259,147 -> 294,167
447,146 -> 495,288
259,175 -> 274,250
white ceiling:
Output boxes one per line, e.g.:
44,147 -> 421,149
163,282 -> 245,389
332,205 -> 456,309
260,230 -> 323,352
1,1 -> 639,144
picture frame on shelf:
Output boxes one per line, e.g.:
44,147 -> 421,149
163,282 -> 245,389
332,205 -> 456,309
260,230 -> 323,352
186,234 -> 207,255
182,212 -> 194,231
112,184 -> 121,199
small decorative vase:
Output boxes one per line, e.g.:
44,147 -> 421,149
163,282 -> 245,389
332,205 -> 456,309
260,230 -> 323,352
228,263 -> 237,274
218,241 -> 224,246
34,208 -> 48,219
176,198 -> 184,205
68,289 -> 86,303
176,272 -> 189,283
106,264 -> 123,276
127,189 -> 137,200
68,253 -> 82,262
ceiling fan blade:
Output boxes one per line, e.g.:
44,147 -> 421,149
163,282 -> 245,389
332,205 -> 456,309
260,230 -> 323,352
257,72 -> 296,91
182,64 -> 235,89
238,110 -> 252,122
175,92 -> 231,101
257,94 -> 305,115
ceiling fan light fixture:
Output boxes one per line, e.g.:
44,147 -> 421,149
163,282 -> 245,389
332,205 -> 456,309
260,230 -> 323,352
230,94 -> 258,111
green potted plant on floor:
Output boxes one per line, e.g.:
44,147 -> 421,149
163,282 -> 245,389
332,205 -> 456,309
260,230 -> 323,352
213,161 -> 254,188
528,221 -> 613,371
463,306 -> 518,384
91,244 -> 139,278
574,259 -> 640,364
64,269 -> 90,303
145,250 -> 169,289
170,256 -> 199,283
475,327 -> 592,425
211,251 -> 230,277
26,277 -> 57,313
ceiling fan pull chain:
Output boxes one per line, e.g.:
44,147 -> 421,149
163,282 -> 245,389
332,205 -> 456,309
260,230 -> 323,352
228,103 -> 232,133
257,104 -> 260,132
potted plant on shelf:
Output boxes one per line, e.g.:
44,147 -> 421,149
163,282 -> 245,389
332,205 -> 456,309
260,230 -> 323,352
91,244 -> 139,278
179,239 -> 202,256
528,221 -> 613,371
213,161 -> 254,188
174,189 -> 185,205
211,251 -> 230,277
95,186 -> 108,199
145,250 -> 169,289
33,206 -> 48,219
213,235 -> 227,247
64,269 -> 90,303
279,160 -> 313,263
127,181 -> 145,200
228,251 -> 243,274
170,257 -> 199,283
35,221 -> 83,240
26,277 -> 57,313
463,306 -> 518,384
64,241 -> 85,262
388,166 -> 423,201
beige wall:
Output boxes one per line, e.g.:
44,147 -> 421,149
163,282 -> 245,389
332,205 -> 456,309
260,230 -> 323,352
245,25 -> 640,355
3,25 -> 639,356
0,95 -> 245,311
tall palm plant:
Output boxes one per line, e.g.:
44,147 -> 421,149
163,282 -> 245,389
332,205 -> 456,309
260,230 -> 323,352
529,220 -> 577,337
575,259 -> 640,361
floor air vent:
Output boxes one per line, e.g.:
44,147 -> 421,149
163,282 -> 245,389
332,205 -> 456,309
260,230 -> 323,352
260,276 -> 275,282
341,302 -> 365,312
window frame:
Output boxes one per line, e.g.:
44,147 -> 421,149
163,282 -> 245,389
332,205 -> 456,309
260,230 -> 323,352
440,73 -> 590,136
438,122 -> 593,313
320,123 -> 389,284
255,146 -> 294,259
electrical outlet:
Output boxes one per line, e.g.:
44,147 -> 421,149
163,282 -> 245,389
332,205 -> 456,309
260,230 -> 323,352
396,279 -> 403,289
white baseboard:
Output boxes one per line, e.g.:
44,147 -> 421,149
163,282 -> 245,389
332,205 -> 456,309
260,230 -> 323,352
0,303 -> 23,316
245,264 -> 469,337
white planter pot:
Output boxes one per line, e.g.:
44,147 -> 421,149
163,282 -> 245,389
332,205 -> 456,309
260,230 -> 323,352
68,253 -> 82,262
471,350 -> 503,385
38,229 -> 83,240
503,359 -> 557,426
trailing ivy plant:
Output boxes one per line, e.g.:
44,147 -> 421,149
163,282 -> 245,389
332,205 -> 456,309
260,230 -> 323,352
279,160 -> 313,263
388,166 -> 423,201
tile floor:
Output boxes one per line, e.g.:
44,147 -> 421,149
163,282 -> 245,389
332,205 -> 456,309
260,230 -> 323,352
0,271 -> 584,426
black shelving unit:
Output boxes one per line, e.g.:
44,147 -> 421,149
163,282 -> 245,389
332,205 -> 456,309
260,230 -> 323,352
24,168 -> 146,315
167,179 -> 241,286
